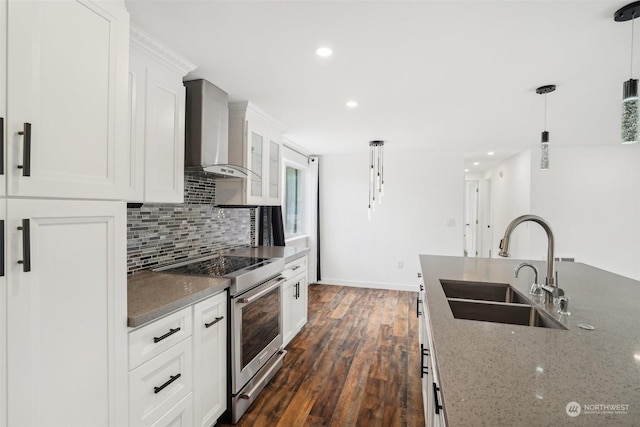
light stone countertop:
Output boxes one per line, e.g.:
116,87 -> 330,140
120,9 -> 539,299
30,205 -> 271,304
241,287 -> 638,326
224,245 -> 310,264
127,270 -> 229,328
420,255 -> 640,426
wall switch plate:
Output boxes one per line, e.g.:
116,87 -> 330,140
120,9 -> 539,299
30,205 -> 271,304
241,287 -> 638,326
397,260 -> 404,269
446,218 -> 456,227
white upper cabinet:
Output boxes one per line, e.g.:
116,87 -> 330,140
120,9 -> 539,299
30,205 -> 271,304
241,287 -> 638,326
128,25 -> 196,203
5,0 -> 130,200
216,102 -> 283,206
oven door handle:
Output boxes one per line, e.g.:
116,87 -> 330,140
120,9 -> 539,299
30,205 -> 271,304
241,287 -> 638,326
237,276 -> 286,304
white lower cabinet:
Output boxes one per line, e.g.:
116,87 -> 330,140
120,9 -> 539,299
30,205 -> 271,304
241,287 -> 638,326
282,256 -> 308,346
130,338 -> 194,427
193,292 -> 227,427
418,273 -> 446,427
128,292 -> 227,427
6,199 -> 128,427
151,394 -> 194,427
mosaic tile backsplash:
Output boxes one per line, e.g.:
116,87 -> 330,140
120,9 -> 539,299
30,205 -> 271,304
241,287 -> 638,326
127,173 -> 255,273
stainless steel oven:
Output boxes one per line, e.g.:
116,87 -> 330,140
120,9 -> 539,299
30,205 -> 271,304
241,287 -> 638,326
230,274 -> 287,422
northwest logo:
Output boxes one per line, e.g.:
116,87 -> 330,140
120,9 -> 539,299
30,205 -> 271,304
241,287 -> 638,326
566,401 -> 581,417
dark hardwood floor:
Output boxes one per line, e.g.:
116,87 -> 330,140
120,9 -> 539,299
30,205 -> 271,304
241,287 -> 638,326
217,283 -> 425,427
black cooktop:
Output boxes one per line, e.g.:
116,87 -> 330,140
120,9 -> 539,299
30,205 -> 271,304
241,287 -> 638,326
160,255 -> 270,277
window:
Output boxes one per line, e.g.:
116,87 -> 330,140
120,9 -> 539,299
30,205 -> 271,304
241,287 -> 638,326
284,165 -> 305,236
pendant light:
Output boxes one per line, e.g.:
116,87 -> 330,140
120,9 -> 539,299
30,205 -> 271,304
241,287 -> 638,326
536,85 -> 556,170
368,140 -> 384,220
615,2 -> 640,144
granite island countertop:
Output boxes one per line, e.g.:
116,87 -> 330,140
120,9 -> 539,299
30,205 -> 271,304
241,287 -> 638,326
420,255 -> 640,426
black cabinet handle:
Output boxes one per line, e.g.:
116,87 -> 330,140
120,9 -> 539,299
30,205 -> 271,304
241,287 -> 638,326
17,219 -> 31,272
0,220 -> 4,277
153,327 -> 180,343
416,298 -> 423,317
420,344 -> 429,378
433,382 -> 443,415
0,117 -> 4,175
17,122 -> 31,176
154,373 -> 181,394
204,316 -> 224,328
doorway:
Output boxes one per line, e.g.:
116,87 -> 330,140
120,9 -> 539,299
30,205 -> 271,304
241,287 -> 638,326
464,177 -> 493,258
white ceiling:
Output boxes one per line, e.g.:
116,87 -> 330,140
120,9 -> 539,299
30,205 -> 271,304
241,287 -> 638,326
125,0 -> 634,172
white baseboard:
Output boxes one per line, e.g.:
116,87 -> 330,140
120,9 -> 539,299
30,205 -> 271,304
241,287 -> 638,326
315,278 -> 418,292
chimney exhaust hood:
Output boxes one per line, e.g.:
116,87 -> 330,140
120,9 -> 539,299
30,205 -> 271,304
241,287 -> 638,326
184,79 -> 256,179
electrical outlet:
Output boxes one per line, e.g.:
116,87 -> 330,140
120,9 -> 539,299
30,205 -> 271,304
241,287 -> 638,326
397,260 -> 404,269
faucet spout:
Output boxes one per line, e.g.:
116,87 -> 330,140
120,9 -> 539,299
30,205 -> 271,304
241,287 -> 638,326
498,214 -> 556,293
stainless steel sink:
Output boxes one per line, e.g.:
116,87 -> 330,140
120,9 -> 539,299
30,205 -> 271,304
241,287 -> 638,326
446,299 -> 567,329
440,279 -> 531,304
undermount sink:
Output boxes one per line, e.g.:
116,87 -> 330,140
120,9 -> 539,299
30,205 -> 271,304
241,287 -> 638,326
440,279 -> 530,304
446,299 -> 567,329
440,279 -> 567,330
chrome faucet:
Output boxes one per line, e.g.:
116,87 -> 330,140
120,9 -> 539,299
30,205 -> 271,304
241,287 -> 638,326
499,215 -> 564,303
514,262 -> 541,296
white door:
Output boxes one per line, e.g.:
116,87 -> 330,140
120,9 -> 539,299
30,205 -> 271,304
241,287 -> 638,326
479,177 -> 493,258
464,181 -> 479,257
193,293 -> 227,427
6,0 -> 129,200
6,199 -> 127,427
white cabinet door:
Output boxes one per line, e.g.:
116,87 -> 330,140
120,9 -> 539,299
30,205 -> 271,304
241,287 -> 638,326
282,278 -> 294,346
6,199 -> 127,427
0,199 -> 5,427
291,274 -> 308,333
0,0 -> 6,196
265,138 -> 282,205
6,0 -> 129,200
142,62 -> 185,203
193,292 -> 227,427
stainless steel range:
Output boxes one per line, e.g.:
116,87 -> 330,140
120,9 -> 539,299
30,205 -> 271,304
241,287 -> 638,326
156,253 -> 286,423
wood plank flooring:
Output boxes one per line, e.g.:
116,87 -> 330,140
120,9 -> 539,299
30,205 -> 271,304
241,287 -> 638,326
216,284 -> 425,427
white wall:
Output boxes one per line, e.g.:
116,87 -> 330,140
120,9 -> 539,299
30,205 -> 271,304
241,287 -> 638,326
529,145 -> 640,280
484,150 -> 532,259
319,150 -> 464,291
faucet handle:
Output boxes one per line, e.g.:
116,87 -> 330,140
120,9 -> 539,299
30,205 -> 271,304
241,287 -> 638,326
557,295 -> 570,315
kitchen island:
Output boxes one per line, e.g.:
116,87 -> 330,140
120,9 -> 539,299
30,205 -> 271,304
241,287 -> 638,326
420,255 -> 640,426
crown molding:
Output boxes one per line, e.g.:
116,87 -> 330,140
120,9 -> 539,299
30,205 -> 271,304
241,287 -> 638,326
130,24 -> 197,76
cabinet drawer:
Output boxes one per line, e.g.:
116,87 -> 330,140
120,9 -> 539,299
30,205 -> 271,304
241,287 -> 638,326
129,307 -> 192,369
130,338 -> 193,427
282,256 -> 307,279
150,393 -> 193,427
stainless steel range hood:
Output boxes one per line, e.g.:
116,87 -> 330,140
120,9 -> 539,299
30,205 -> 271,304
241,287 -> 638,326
184,79 -> 254,178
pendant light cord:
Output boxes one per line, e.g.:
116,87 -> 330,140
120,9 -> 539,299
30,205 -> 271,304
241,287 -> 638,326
544,94 -> 547,131
631,12 -> 636,78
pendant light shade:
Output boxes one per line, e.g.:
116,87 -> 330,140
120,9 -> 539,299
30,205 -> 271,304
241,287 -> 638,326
622,78 -> 639,143
615,2 -> 640,144
368,140 -> 384,220
536,85 -> 555,170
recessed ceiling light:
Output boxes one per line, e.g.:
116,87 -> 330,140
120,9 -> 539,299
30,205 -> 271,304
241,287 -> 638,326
464,169 -> 469,173
346,100 -> 358,108
473,162 -> 480,166
487,151 -> 495,156
316,47 -> 333,57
